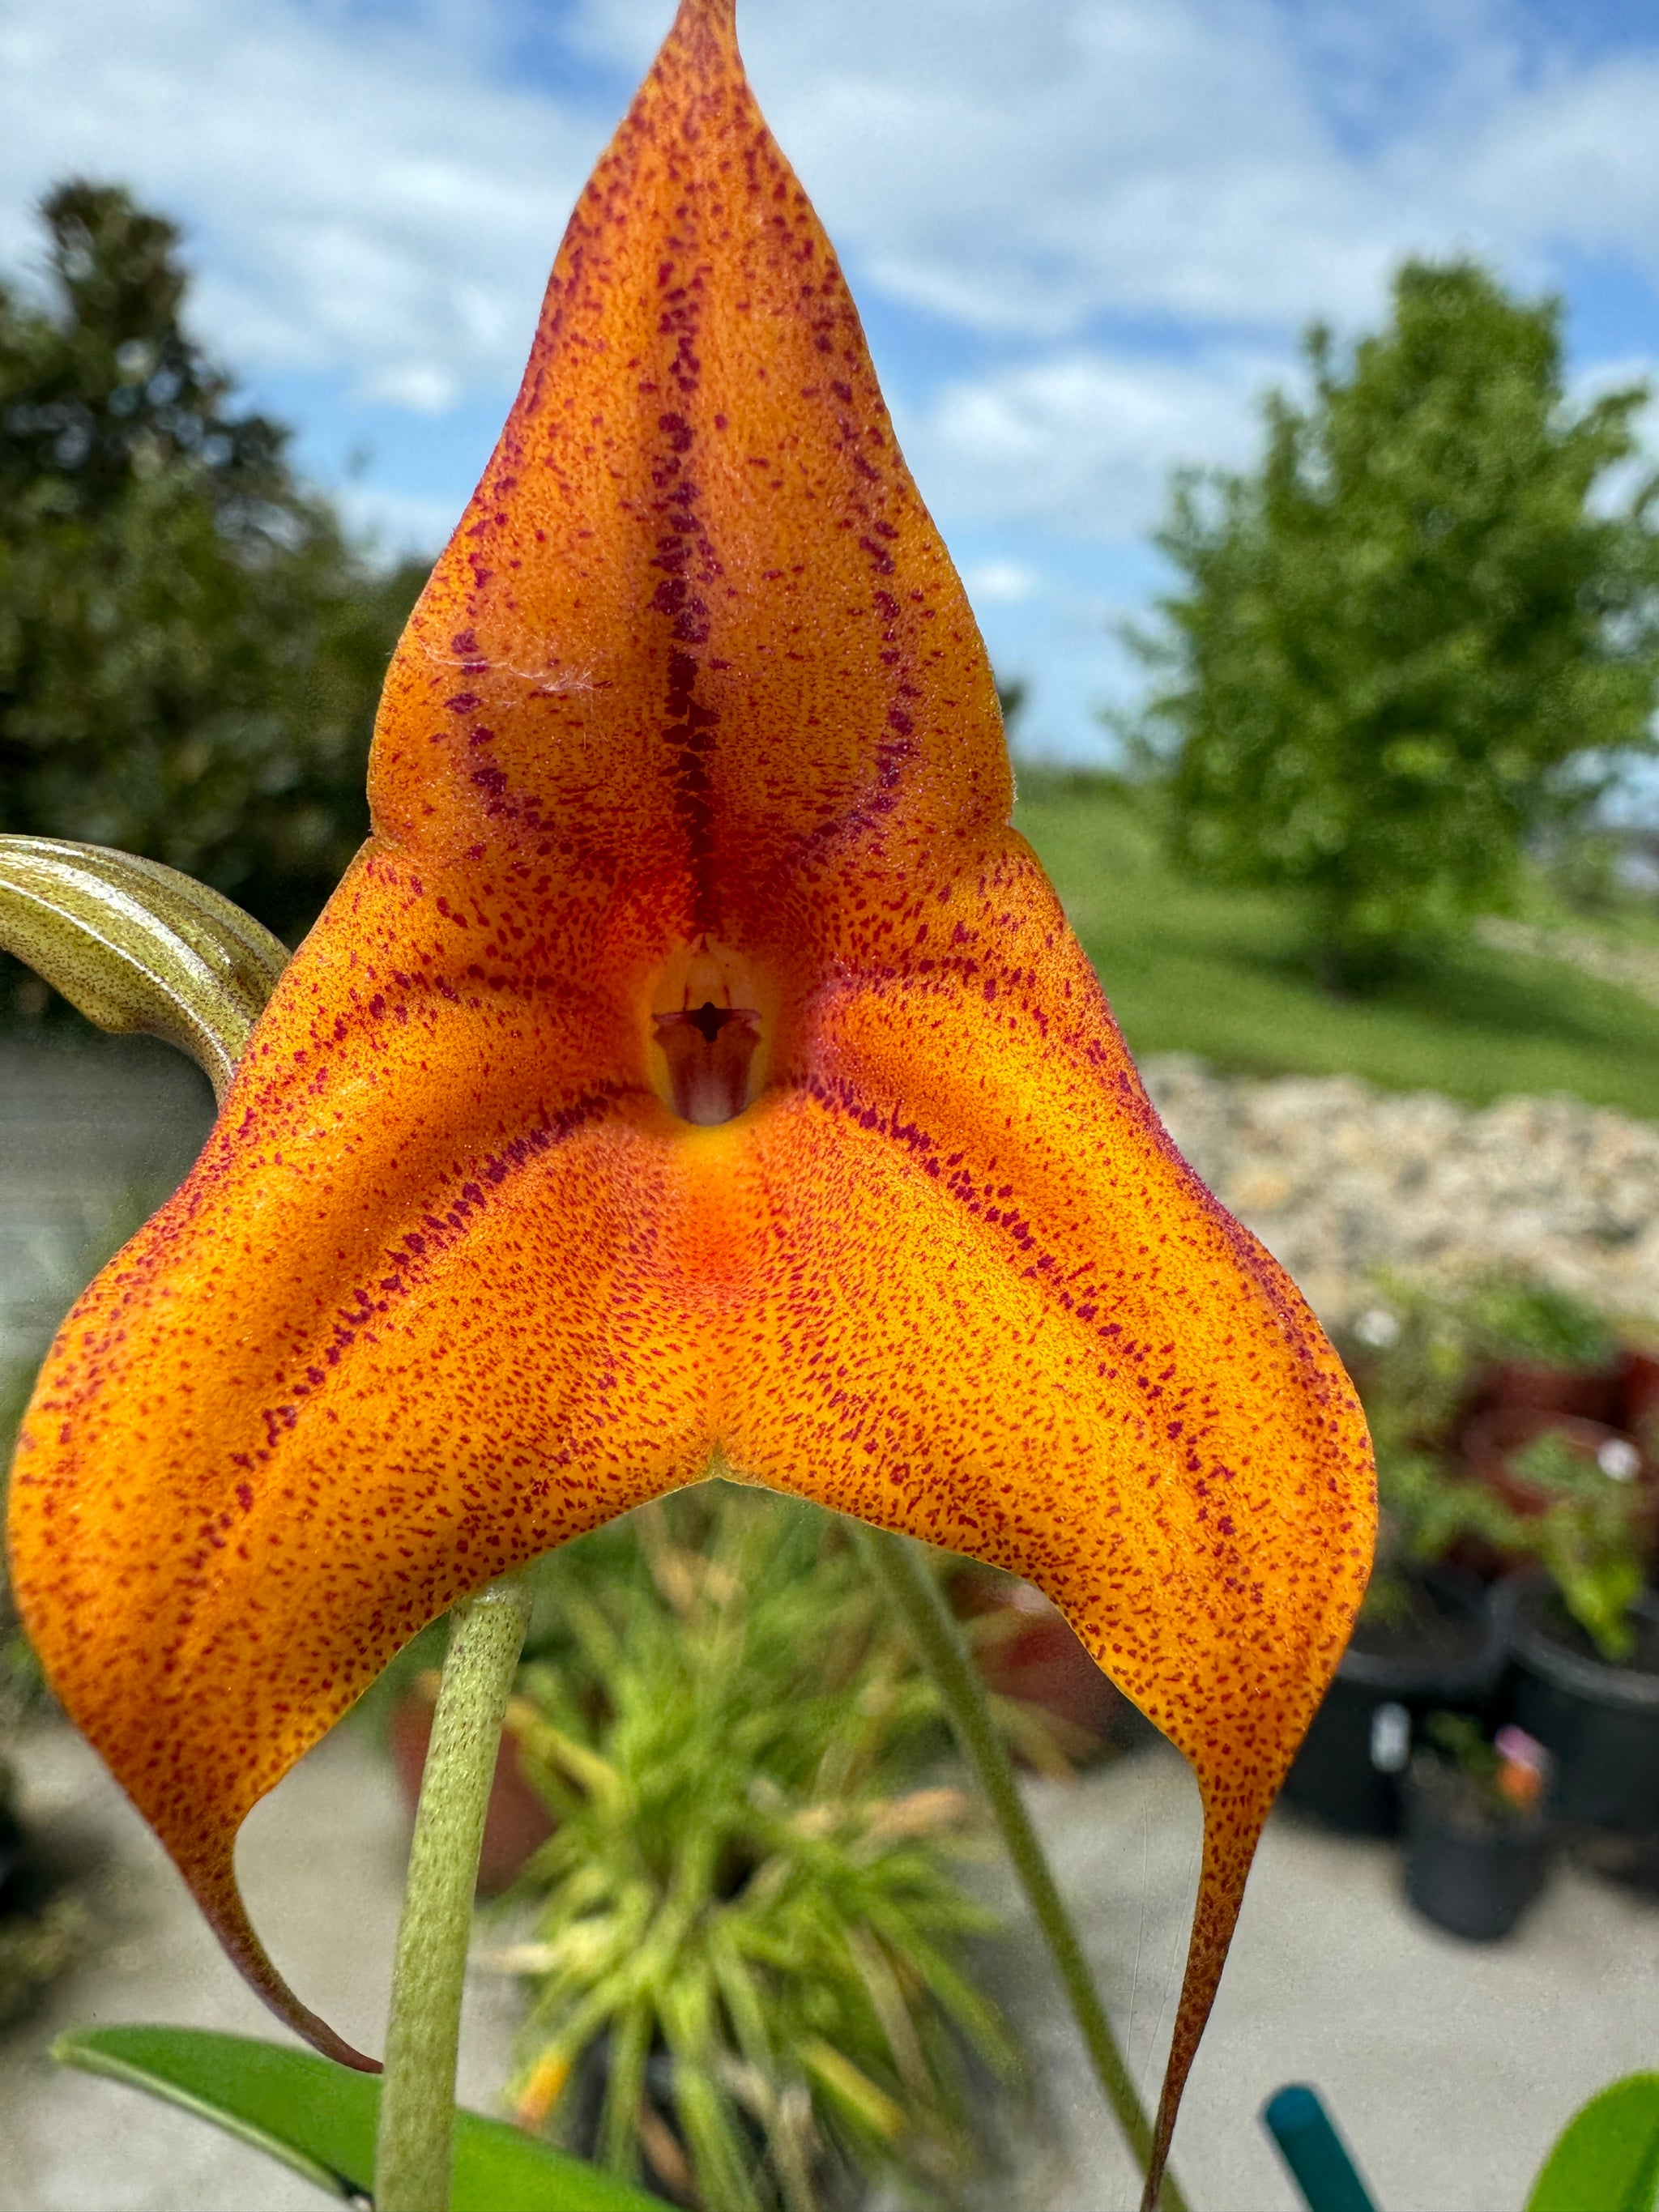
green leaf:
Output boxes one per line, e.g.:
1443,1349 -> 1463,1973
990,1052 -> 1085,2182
53,2025 -> 672,2212
1527,2073 -> 1659,2212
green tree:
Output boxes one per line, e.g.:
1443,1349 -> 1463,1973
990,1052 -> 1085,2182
1129,259 -> 1659,990
0,181 -> 428,969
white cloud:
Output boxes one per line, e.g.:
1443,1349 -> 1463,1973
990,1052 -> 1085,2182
365,364 -> 463,416
3,0 -> 1659,562
1456,53 -> 1659,279
7,0 -> 1659,407
0,0 -> 605,407
729,0 -> 1528,336
334,480 -> 464,562
964,559 -> 1045,606
916,347 -> 1285,540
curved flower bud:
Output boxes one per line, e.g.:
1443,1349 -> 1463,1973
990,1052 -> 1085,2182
6,0 -> 1374,2185
0,837 -> 289,1101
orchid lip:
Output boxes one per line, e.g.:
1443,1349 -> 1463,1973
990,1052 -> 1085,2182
647,935 -> 767,1126
653,1002 -> 762,1125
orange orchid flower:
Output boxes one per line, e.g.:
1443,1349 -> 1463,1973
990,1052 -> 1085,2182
6,0 -> 1373,2187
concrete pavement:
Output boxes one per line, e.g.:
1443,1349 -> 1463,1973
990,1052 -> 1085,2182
3,1719 -> 1657,2211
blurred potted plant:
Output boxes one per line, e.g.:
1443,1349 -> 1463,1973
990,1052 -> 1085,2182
1452,1281 -> 1659,1585
1279,1286 -> 1517,1835
1282,1276 -> 1641,1836
1474,1427 -> 1650,1664
1345,1274 -> 1653,1467
0,1759 -> 88,2027
1422,1392 -> 1659,1843
1330,1350 -> 1659,1854
488,1485 -> 1021,2211
1499,1549 -> 1659,1843
1402,1714 -> 1552,1941
1307,1273 -> 1659,1850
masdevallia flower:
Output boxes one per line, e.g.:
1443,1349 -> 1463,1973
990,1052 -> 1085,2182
6,0 -> 1373,2184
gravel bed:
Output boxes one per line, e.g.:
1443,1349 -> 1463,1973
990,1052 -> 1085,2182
2,1039 -> 1656,1370
1145,1053 -> 1659,1330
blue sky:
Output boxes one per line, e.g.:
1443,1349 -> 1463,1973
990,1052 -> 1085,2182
4,0 -> 1659,762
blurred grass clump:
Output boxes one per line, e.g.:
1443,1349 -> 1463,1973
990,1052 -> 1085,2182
485,1485 -> 1022,2212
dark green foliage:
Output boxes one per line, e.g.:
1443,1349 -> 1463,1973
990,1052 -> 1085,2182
0,182 -> 428,957
1131,260 -> 1659,989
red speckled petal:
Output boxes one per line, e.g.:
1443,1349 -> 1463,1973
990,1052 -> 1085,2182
369,0 -> 1008,936
10,846 -> 721,2062
6,0 -> 1374,2184
719,832 -> 1372,2176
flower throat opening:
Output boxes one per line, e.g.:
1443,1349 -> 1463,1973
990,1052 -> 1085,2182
649,937 -> 765,1127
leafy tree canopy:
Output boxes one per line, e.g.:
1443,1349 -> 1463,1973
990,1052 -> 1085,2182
0,181 -> 428,963
1127,258 -> 1659,990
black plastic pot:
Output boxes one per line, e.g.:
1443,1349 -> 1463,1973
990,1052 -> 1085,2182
0,1800 -> 29,1917
1280,1570 -> 1506,1835
0,1787 -> 46,1919
1499,1575 -> 1659,1835
1402,1771 -> 1550,1941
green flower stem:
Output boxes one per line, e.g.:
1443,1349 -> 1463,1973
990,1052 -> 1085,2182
853,1525 -> 1191,2212
373,1566 -> 538,2212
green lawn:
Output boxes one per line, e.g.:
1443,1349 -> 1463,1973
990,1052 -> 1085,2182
1014,779 -> 1659,1118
